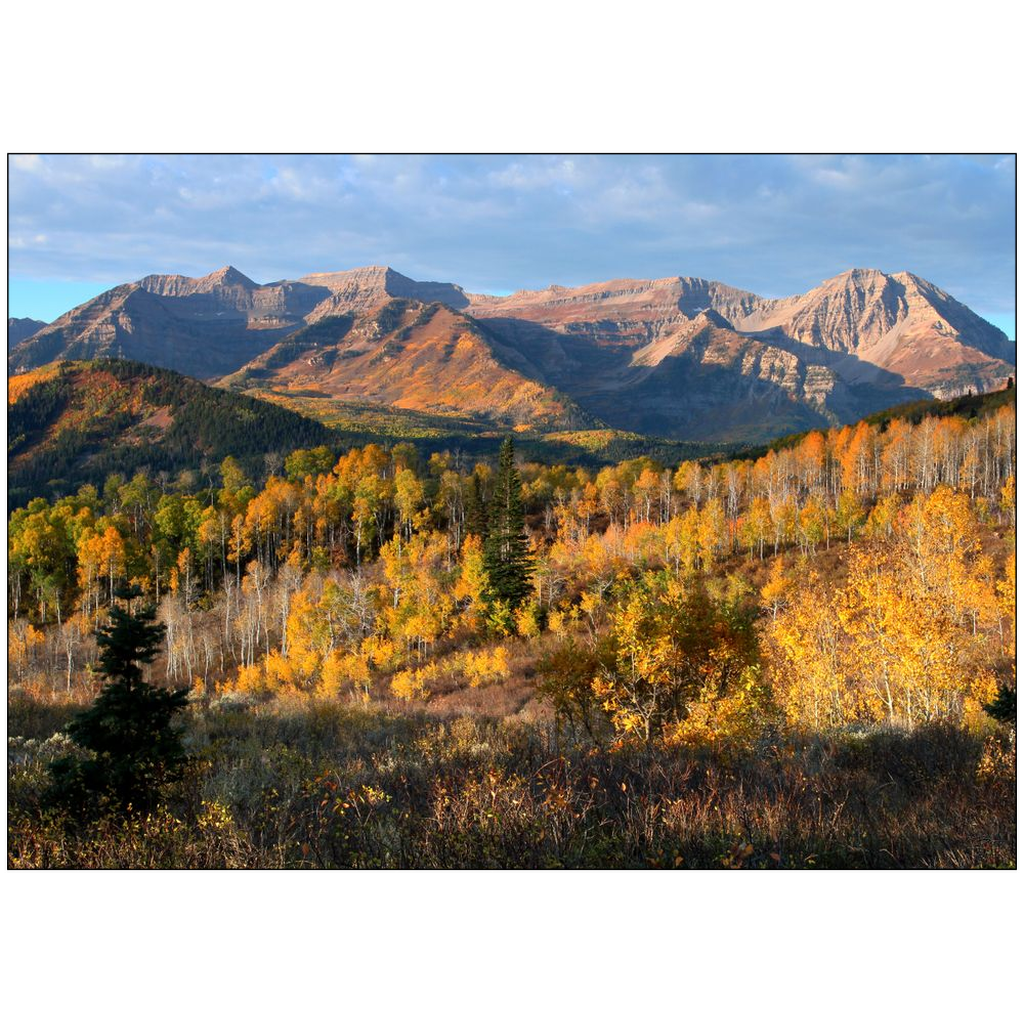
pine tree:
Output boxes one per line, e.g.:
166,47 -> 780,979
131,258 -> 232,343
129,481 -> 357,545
482,437 -> 534,609
46,585 -> 189,815
984,683 -> 1016,723
465,471 -> 489,539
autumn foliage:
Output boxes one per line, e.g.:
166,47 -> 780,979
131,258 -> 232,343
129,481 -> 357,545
7,398 -> 1017,868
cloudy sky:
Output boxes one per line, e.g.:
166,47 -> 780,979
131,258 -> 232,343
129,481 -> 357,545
8,154 -> 1016,337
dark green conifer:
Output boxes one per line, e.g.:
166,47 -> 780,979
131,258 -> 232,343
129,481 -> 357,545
465,471 -> 489,539
482,437 -> 534,608
46,585 -> 189,815
984,682 -> 1016,723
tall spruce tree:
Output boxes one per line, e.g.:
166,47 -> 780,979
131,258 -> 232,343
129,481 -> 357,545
46,584 -> 189,815
482,436 -> 534,608
465,471 -> 489,539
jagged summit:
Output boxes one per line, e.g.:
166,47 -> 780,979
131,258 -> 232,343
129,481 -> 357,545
138,265 -> 258,296
828,266 -> 890,281
728,267 -> 1014,390
204,265 -> 257,287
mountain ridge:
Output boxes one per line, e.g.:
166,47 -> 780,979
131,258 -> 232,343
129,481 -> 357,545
7,317 -> 48,348
8,264 -> 1014,444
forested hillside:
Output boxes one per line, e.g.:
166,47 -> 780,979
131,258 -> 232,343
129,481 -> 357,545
7,359 -> 342,507
8,389 -> 1015,867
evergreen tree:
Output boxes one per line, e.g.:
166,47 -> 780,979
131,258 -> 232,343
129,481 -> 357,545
985,682 -> 1016,723
482,437 -> 534,608
465,471 -> 489,539
46,585 -> 189,815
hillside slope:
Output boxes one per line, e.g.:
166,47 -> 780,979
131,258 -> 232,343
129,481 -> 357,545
224,299 -> 596,430
7,359 -> 340,506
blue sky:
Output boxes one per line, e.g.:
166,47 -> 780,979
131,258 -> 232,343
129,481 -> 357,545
7,154 -> 1016,337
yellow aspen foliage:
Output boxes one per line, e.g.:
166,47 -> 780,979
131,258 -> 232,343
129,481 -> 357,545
622,520 -> 662,565
579,589 -> 604,629
264,648 -> 297,691
592,576 -> 759,742
283,590 -> 330,686
169,547 -> 196,604
486,600 -> 515,637
76,524 -> 127,612
673,461 -> 702,504
740,496 -> 772,559
798,496 -> 828,553
865,493 -> 903,539
999,474 -> 1015,525
233,663 -> 265,695
835,490 -> 866,542
858,519 -> 997,722
394,467 -> 425,541
770,488 -> 1004,728
770,497 -> 797,550
8,621 -> 45,682
514,603 -> 541,639
318,650 -> 371,700
547,607 -> 568,638
362,634 -> 397,671
317,651 -> 345,697
760,558 -> 793,620
998,549 -> 1015,650
453,533 -> 489,631
379,531 -> 456,655
961,671 -> 1000,729
634,467 -> 662,522
668,666 -> 767,745
765,580 -> 858,728
391,667 -> 429,701
697,499 -> 726,570
196,510 -> 222,559
464,646 -> 510,687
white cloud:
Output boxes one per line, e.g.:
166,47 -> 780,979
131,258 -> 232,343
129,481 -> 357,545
10,154 -> 42,172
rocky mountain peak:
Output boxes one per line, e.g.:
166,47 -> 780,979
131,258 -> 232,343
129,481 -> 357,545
204,265 -> 257,288
139,265 -> 258,297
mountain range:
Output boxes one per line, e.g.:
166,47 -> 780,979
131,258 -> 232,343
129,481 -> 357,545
9,265 -> 1014,444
